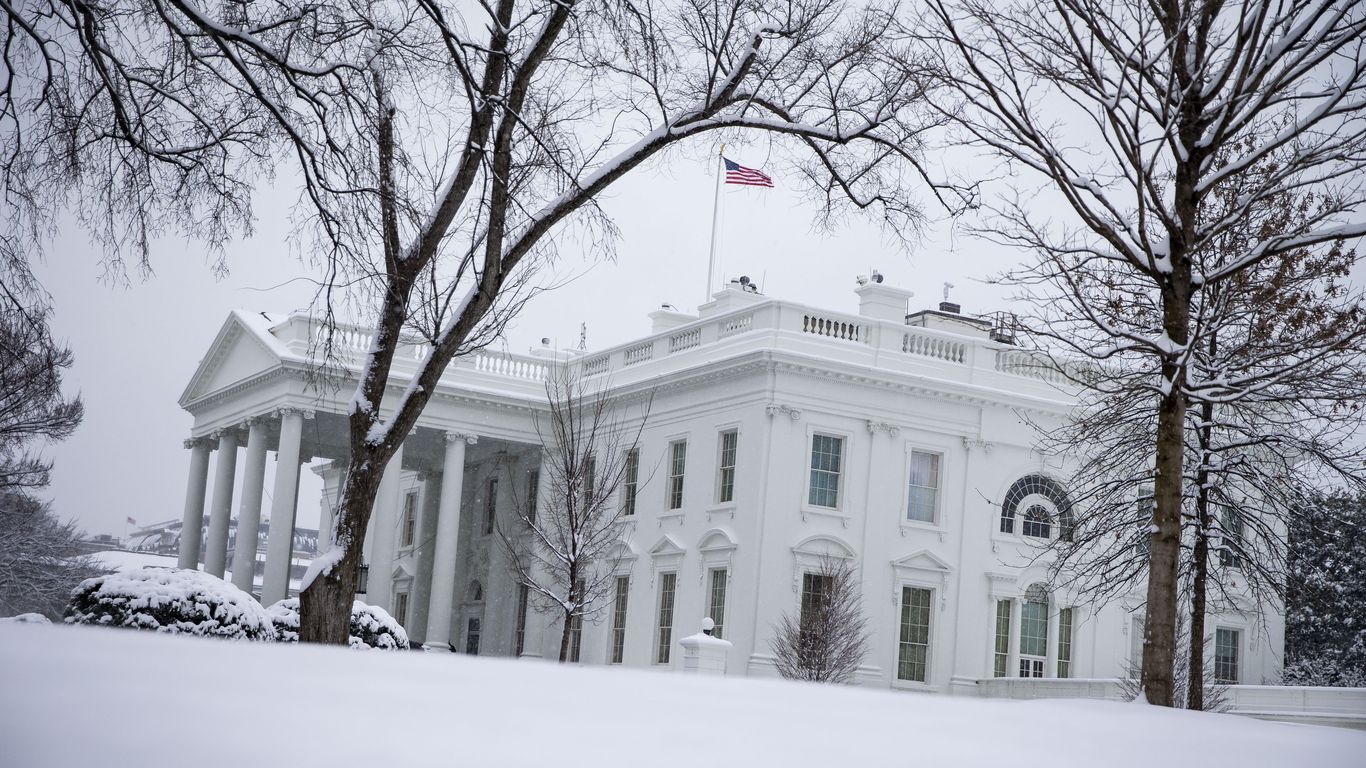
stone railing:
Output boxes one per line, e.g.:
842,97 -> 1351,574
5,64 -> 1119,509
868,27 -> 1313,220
974,678 -> 1366,731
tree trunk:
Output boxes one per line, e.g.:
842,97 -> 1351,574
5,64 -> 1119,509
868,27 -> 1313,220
1187,388 -> 1216,709
1143,279 -> 1192,706
558,609 -> 573,663
299,452 -> 386,644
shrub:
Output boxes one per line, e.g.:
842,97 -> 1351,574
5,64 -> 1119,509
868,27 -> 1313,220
267,598 -> 409,650
64,567 -> 273,641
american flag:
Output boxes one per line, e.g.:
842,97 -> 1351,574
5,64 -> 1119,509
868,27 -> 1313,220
126,517 -> 137,526
723,157 -> 774,188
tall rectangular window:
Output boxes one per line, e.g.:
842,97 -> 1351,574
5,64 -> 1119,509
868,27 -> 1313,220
897,587 -> 932,682
1019,600 -> 1048,677
622,449 -> 639,516
655,572 -> 677,664
401,491 -> 419,547
906,450 -> 941,523
800,572 -> 831,629
707,568 -> 729,639
394,591 -> 410,627
465,617 -> 481,655
610,575 -> 630,664
1219,507 -> 1244,569
526,469 -> 539,525
483,477 -> 498,535
808,434 -> 843,508
514,584 -> 529,656
1057,607 -> 1074,678
582,454 -> 596,510
717,430 -> 738,504
993,600 -> 1011,678
1136,486 -> 1154,556
667,441 -> 687,510
1214,628 -> 1240,684
569,579 -> 584,663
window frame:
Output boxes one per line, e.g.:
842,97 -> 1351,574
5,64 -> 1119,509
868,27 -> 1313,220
525,469 -> 540,525
483,476 -> 498,535
609,575 -> 630,664
903,447 -> 944,526
895,585 -> 935,685
400,489 -> 419,548
715,428 -> 739,506
1213,626 -> 1241,685
805,430 -> 848,512
706,567 -> 729,640
621,448 -> 639,516
514,583 -> 529,657
654,571 -> 678,665
666,439 -> 687,511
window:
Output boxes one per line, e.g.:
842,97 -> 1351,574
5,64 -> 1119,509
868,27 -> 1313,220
1214,628 -> 1240,684
1131,615 -> 1145,674
1136,487 -> 1154,557
1019,586 -> 1049,677
1057,607 -> 1074,678
906,450 -> 941,523
897,586 -> 932,682
800,572 -> 832,629
707,568 -> 729,639
394,591 -> 410,627
993,600 -> 1011,678
1000,474 -> 1074,540
1219,507 -> 1244,569
401,491 -> 418,547
483,477 -> 498,535
569,579 -> 584,663
655,572 -> 677,664
610,576 -> 629,664
470,580 -> 484,603
526,469 -> 539,525
514,584 -> 529,656
808,434 -> 844,508
582,454 -> 596,510
717,430 -> 738,504
667,441 -> 687,510
622,449 -> 639,516
465,617 -> 481,655
1022,504 -> 1052,539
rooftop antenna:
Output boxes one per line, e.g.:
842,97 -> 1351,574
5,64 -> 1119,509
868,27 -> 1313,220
578,322 -> 587,351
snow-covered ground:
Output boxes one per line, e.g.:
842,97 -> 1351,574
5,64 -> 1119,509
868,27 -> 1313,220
1,623 -> 1362,768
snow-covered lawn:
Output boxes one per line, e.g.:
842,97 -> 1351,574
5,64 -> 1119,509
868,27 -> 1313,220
1,623 -> 1361,767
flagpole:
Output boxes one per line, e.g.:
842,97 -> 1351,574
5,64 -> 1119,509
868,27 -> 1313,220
706,144 -> 724,304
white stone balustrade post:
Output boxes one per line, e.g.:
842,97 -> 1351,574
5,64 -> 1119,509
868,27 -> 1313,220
230,418 -> 270,593
262,408 -> 307,605
204,430 -> 239,578
366,441 -> 405,612
1007,598 -> 1023,678
679,618 -> 732,676
423,432 -> 475,652
178,438 -> 212,570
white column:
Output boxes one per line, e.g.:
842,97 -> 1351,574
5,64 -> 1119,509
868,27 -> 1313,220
1007,598 -> 1022,678
262,408 -> 306,605
366,441 -> 405,611
519,457 -> 553,658
1046,604 -> 1062,677
230,418 -> 270,593
409,473 -> 441,644
203,430 -> 239,578
177,438 -> 212,569
424,432 -> 474,652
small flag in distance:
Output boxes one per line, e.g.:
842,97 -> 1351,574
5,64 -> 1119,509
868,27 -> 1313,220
723,157 -> 774,188
127,517 -> 137,526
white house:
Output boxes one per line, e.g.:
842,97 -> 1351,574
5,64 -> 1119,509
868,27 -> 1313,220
175,277 -> 1283,690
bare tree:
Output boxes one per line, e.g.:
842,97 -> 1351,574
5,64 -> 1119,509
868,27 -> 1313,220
0,490 -> 107,619
770,556 -> 869,683
922,0 -> 1366,705
3,0 -> 958,643
498,363 -> 649,662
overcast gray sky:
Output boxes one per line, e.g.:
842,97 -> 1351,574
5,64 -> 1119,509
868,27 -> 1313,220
32,145 -> 1014,539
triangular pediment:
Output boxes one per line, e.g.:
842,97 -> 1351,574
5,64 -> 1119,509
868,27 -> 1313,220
648,534 -> 685,558
180,312 -> 285,407
892,550 -> 953,574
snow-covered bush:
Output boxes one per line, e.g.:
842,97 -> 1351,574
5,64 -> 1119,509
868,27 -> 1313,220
266,598 -> 409,650
64,567 -> 273,641
0,612 -> 51,624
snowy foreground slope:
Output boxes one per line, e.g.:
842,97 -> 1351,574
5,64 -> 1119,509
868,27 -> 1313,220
1,624 -> 1361,768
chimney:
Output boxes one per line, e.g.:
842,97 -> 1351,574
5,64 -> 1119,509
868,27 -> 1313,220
938,301 -> 961,314
855,280 -> 915,322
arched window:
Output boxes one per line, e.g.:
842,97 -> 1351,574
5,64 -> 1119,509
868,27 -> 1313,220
1000,474 -> 1074,541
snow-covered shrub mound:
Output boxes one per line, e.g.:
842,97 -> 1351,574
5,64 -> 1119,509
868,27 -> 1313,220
64,567 -> 273,641
0,613 -> 51,624
266,598 -> 409,650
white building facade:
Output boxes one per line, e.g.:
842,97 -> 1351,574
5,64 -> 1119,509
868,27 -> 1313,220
176,279 -> 1284,690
